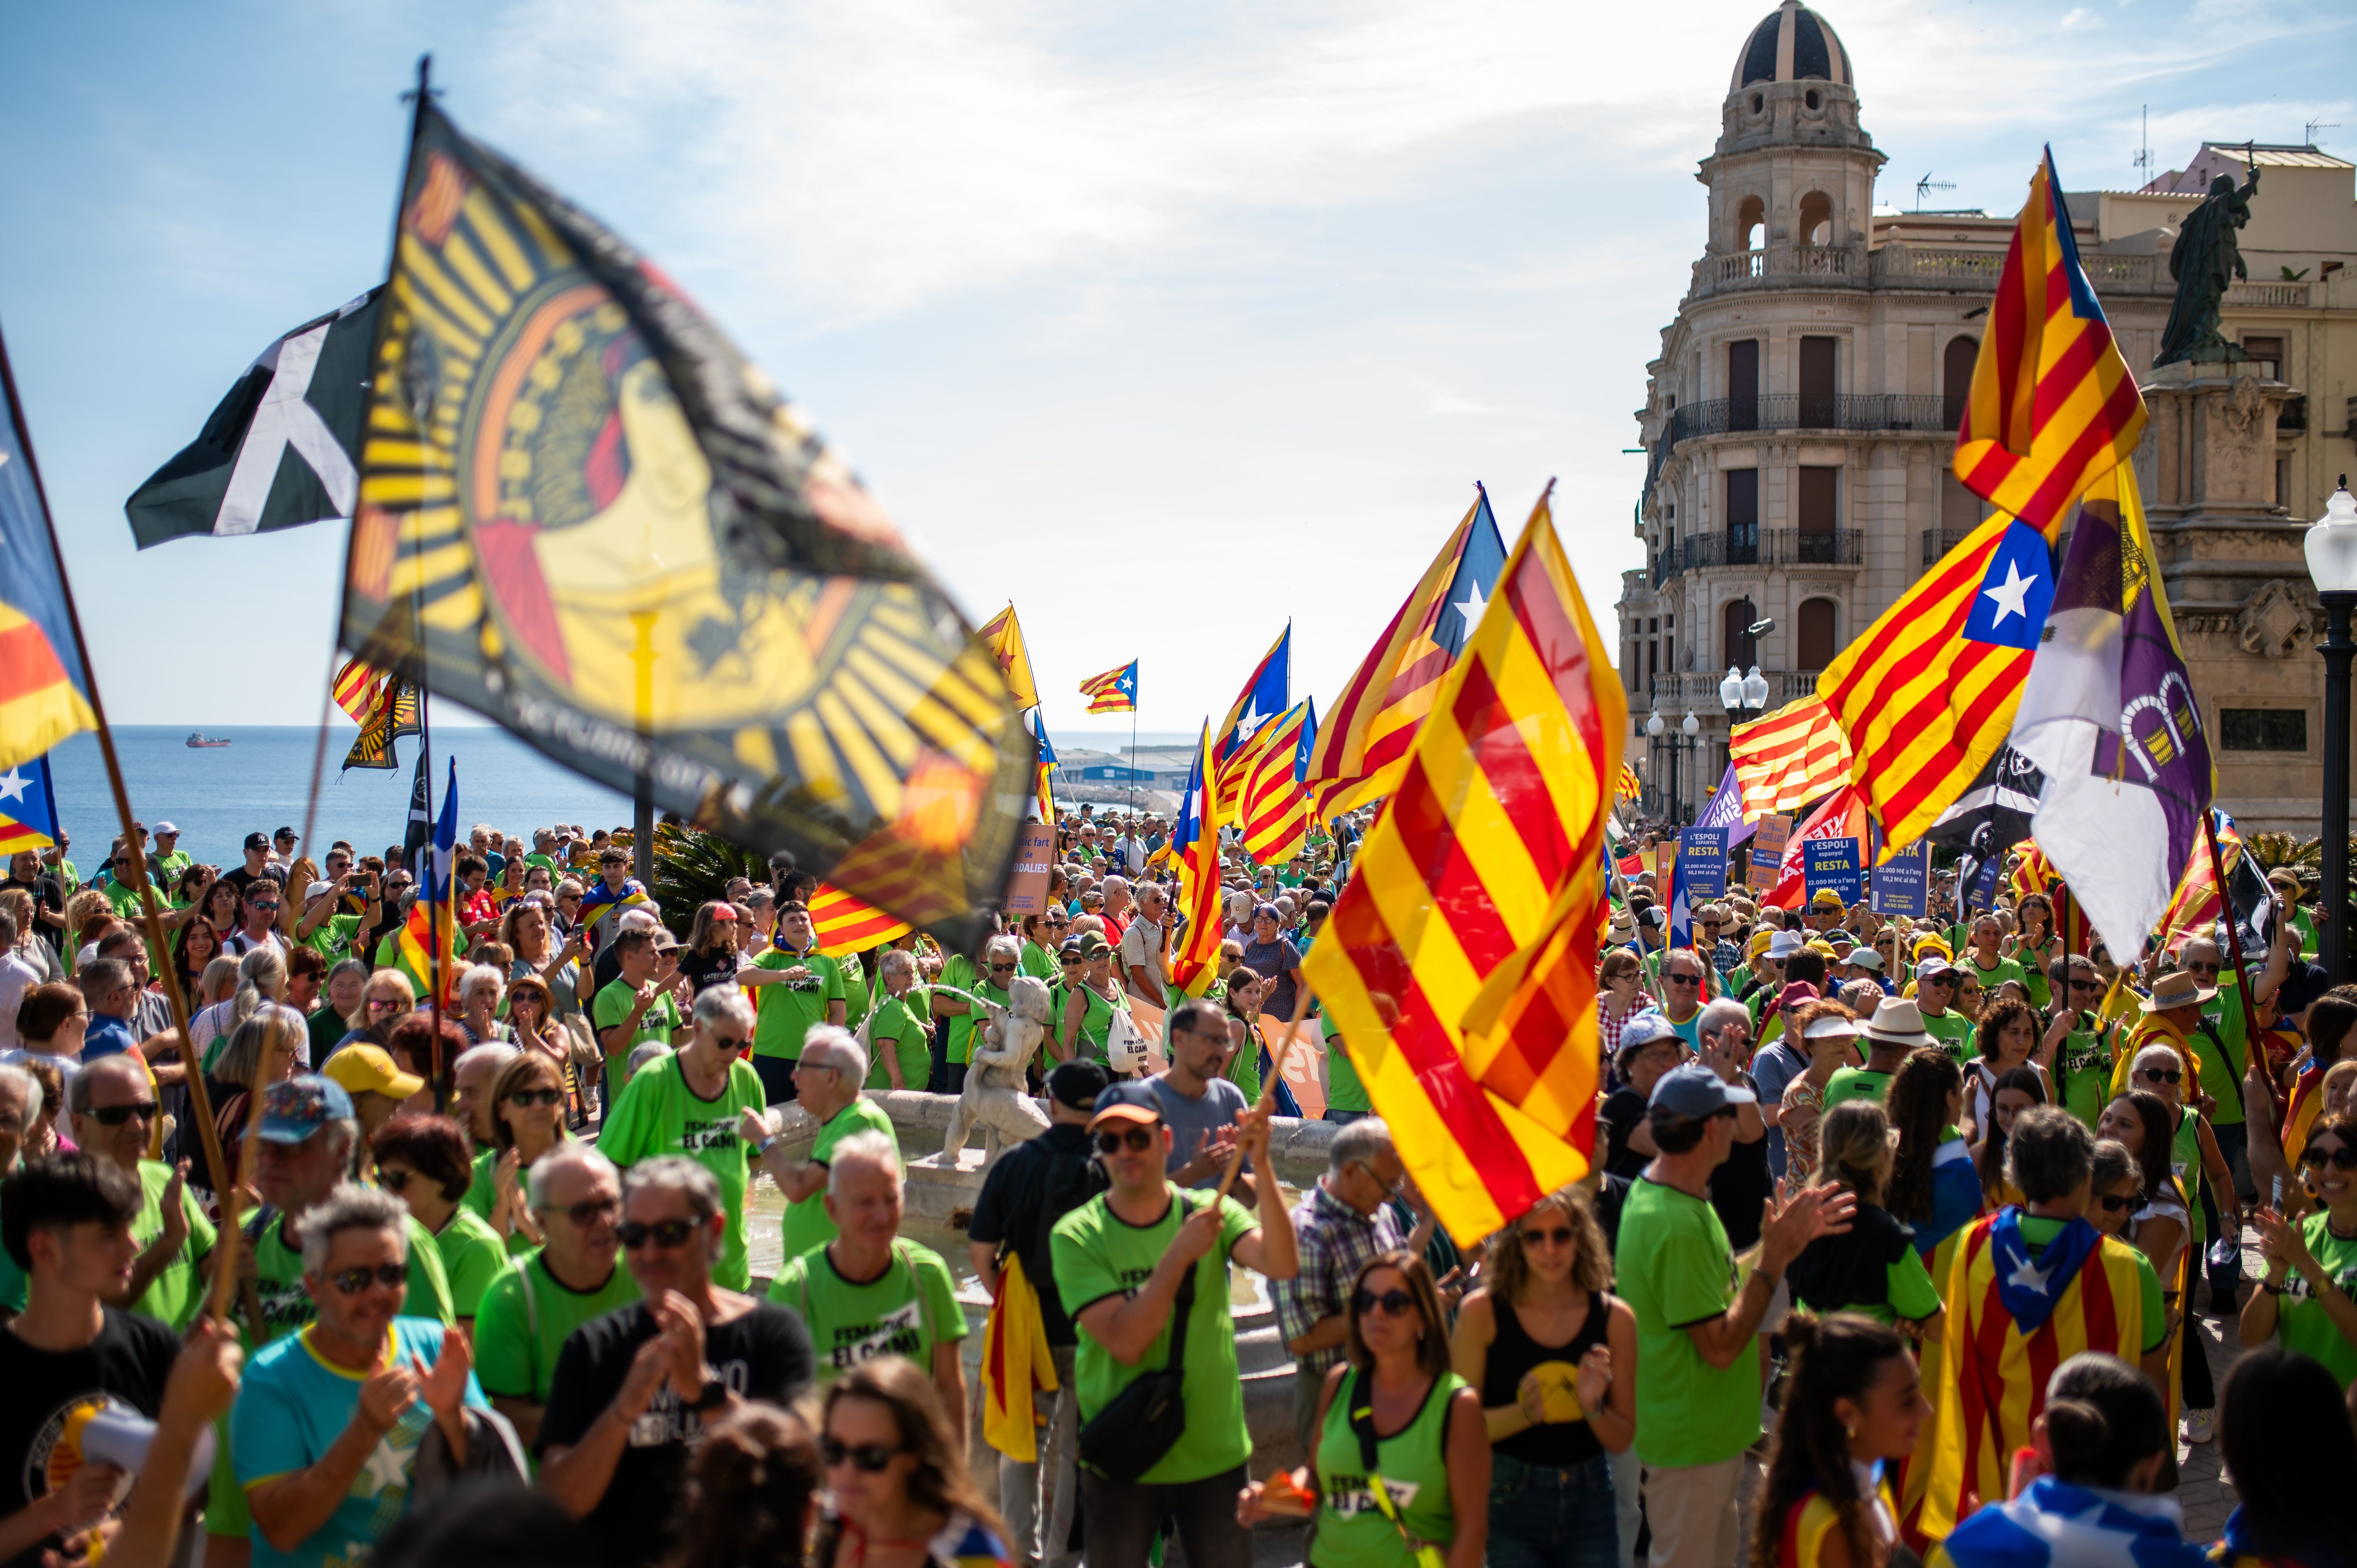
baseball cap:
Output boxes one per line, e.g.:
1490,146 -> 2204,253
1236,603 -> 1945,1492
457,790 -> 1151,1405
1079,934 -> 1112,959
1809,888 -> 1846,912
1048,1059 -> 1111,1110
1088,1080 -> 1164,1131
322,1046 -> 426,1104
1845,946 -> 1885,971
257,1075 -> 358,1143
1915,956 -> 1955,982
152,822 -> 179,836
275,826 -> 299,841
1618,1012 -> 1681,1052
305,880 -> 337,901
1648,1059 -> 1756,1116
244,832 -> 269,851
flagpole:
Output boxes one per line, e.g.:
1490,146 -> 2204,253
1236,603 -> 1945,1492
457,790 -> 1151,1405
0,322 -> 247,1325
2203,811 -> 2263,1051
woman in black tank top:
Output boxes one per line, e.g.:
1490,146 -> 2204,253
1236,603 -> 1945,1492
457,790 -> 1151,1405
1448,1185 -> 1636,1568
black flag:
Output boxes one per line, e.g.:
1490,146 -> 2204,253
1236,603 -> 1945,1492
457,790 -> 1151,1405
1925,746 -> 2044,913
401,751 -> 433,885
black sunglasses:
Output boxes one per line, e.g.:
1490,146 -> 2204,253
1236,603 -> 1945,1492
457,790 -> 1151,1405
87,1100 -> 159,1127
2302,1144 -> 2357,1171
1352,1287 -> 1417,1317
330,1264 -> 408,1295
617,1217 -> 699,1250
378,1168 -> 419,1192
2138,1067 -> 2182,1086
1095,1127 -> 1156,1155
821,1437 -> 903,1473
551,1198 -> 620,1227
505,1088 -> 565,1108
2096,1192 -> 2136,1213
1520,1225 -> 1574,1247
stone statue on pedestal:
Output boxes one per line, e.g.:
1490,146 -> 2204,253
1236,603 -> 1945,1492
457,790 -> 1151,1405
2156,158 -> 2259,369
939,974 -> 1052,1170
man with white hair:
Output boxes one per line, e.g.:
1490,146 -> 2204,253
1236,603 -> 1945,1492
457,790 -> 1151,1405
474,1144 -> 637,1447
1120,882 -> 1169,1006
766,1128 -> 965,1423
1099,876 -> 1133,943
597,985 -> 767,1290
746,1024 -> 900,1264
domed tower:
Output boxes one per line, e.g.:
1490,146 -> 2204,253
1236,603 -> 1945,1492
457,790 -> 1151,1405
1702,2 -> 1883,268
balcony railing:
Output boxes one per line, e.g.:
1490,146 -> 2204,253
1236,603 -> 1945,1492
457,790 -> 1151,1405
1656,528 -> 1868,577
1765,528 -> 1864,567
1682,526 -> 1760,569
1667,392 -> 1958,446
1867,247 -> 2162,295
1648,670 -> 1823,710
2225,281 -> 2312,309
1921,526 -> 1976,565
1689,244 -> 2163,302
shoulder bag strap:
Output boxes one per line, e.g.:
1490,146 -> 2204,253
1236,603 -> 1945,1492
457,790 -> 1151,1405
1346,1367 -> 1445,1568
1163,1195 -> 1199,1377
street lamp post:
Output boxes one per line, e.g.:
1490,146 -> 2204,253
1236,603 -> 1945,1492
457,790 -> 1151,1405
1680,710 -> 1700,824
1646,707 -> 1666,822
2304,477 -> 2357,983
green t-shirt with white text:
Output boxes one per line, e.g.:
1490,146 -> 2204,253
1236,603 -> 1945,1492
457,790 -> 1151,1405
749,947 -> 847,1060
592,976 -> 680,1060
766,1238 -> 966,1380
473,1252 -> 641,1405
779,1098 -> 902,1263
1921,1008 -> 1974,1061
595,1051 -> 767,1290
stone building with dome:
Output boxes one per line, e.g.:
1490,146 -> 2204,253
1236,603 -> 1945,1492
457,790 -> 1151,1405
1619,2 -> 2357,832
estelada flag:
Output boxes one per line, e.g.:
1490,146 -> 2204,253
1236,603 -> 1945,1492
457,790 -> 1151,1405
1166,720 -> 1224,998
1241,699 -> 1315,865
1899,1209 -> 2153,1547
1953,150 -> 2147,533
1077,660 -> 1137,714
1304,485 -> 1623,1244
1305,487 -> 1507,819
0,752 -> 62,856
1213,626 -> 1290,823
807,882 -> 912,955
1031,712 -> 1057,824
977,605 -> 1039,711
0,325 -> 98,773
339,98 -> 1029,950
1729,696 -> 1853,816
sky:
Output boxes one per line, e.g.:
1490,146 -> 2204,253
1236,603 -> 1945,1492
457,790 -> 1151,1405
3,0 -> 2351,747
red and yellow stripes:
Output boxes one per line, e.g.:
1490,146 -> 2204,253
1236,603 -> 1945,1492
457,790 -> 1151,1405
1076,660 -> 1136,714
1306,498 -> 1485,816
1899,1216 -> 2149,1547
1954,150 -> 2148,536
1240,700 -> 1311,864
1302,489 -> 1621,1244
1167,722 -> 1223,997
977,605 -> 1039,711
0,603 -> 95,772
2155,810 -> 2240,954
1819,517 -> 2035,853
1729,695 -> 1855,816
808,882 -> 913,955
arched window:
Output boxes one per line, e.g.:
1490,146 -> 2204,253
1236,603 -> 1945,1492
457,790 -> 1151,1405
1724,597 -> 1757,670
1797,598 -> 1838,669
1944,336 -> 1978,429
1736,195 -> 1765,253
1798,191 -> 1834,248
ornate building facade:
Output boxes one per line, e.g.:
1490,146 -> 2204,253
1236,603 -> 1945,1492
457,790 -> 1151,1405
1619,1 -> 2357,832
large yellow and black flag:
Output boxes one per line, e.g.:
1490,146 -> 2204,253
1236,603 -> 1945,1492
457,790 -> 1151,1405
340,88 -> 1031,945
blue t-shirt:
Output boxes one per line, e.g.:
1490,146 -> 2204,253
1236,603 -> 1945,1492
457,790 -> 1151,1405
233,1316 -> 489,1568
83,1013 -> 138,1061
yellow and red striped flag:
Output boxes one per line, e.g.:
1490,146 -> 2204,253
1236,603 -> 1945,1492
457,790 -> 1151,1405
1076,659 -> 1137,714
1240,699 -> 1315,864
1953,150 -> 2148,533
2154,809 -> 2243,955
1728,695 -> 1854,816
1302,485 -> 1623,1244
1166,722 -> 1224,997
1304,489 -> 1507,818
807,882 -> 913,955
977,604 -> 1039,711
2008,839 -> 2092,957
331,655 -> 393,722
1615,762 -> 1640,803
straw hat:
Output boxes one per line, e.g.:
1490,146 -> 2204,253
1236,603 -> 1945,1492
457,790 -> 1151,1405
1861,997 -> 1937,1047
2141,969 -> 2218,1013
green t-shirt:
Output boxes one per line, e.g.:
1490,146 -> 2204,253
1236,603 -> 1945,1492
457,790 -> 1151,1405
2020,1214 -> 2167,1353
1921,1009 -> 1974,1061
2191,979 -> 2248,1127
750,947 -> 847,1059
592,976 -> 680,1060
936,956 -> 1007,1066
595,1051 -> 768,1291
2274,1212 -> 2357,1387
459,1146 -> 558,1255
102,877 -> 162,920
837,952 -> 872,1028
1964,954 -> 2026,997
248,1210 -> 455,1344
766,1238 -> 967,1381
781,1098 -> 903,1263
1822,1067 -> 1893,1111
523,853 -> 559,876
297,912 -> 364,965
1018,941 -> 1058,983
130,1159 -> 219,1329
305,1005 -> 350,1068
1051,1184 -> 1258,1485
1324,1017 -> 1371,1114
434,1204 -> 512,1318
2055,1019 -> 2112,1130
1613,1176 -> 1758,1469
863,991 -> 933,1092
473,1251 -> 642,1405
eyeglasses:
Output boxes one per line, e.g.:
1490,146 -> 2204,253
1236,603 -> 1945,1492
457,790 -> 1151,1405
368,998 -> 408,1014
1520,1225 -> 1574,1248
2096,1192 -> 2136,1213
617,1217 -> 700,1250
551,1197 -> 621,1227
1666,974 -> 1701,987
1094,1127 -> 1157,1154
378,1168 -> 417,1192
2069,979 -> 2102,992
86,1101 -> 159,1127
2301,1143 -> 2357,1171
1351,1287 -> 1417,1317
821,1437 -> 903,1473
505,1088 -> 565,1108
329,1264 -> 408,1295
2184,963 -> 2221,977
2138,1067 -> 2182,1085
988,962 -> 1017,974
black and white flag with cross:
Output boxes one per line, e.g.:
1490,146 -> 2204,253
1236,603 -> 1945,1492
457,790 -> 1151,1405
124,288 -> 380,547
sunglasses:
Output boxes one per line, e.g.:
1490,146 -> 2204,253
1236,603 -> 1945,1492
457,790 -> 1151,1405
378,1168 -> 419,1192
2184,963 -> 2221,976
2096,1192 -> 2136,1213
368,998 -> 408,1013
988,962 -> 1017,973
1351,1287 -> 1417,1317
2069,978 -> 2102,992
551,1198 -> 621,1227
1094,1127 -> 1157,1154
330,1264 -> 407,1295
505,1088 -> 565,1108
821,1437 -> 903,1473
617,1217 -> 700,1250
2301,1144 -> 2357,1171
1520,1225 -> 1575,1248
1666,974 -> 1701,987
80,1097 -> 160,1128
2138,1068 -> 2182,1085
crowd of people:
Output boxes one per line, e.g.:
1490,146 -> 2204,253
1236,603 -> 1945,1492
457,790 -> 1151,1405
5,802 -> 2357,1568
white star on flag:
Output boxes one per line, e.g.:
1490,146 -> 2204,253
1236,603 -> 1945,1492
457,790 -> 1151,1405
1234,699 -> 1267,743
0,769 -> 26,806
2005,1255 -> 2053,1294
1451,577 -> 1489,628
1983,560 -> 2037,625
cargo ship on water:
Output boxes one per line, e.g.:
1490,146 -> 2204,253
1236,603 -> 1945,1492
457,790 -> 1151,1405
185,733 -> 230,748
